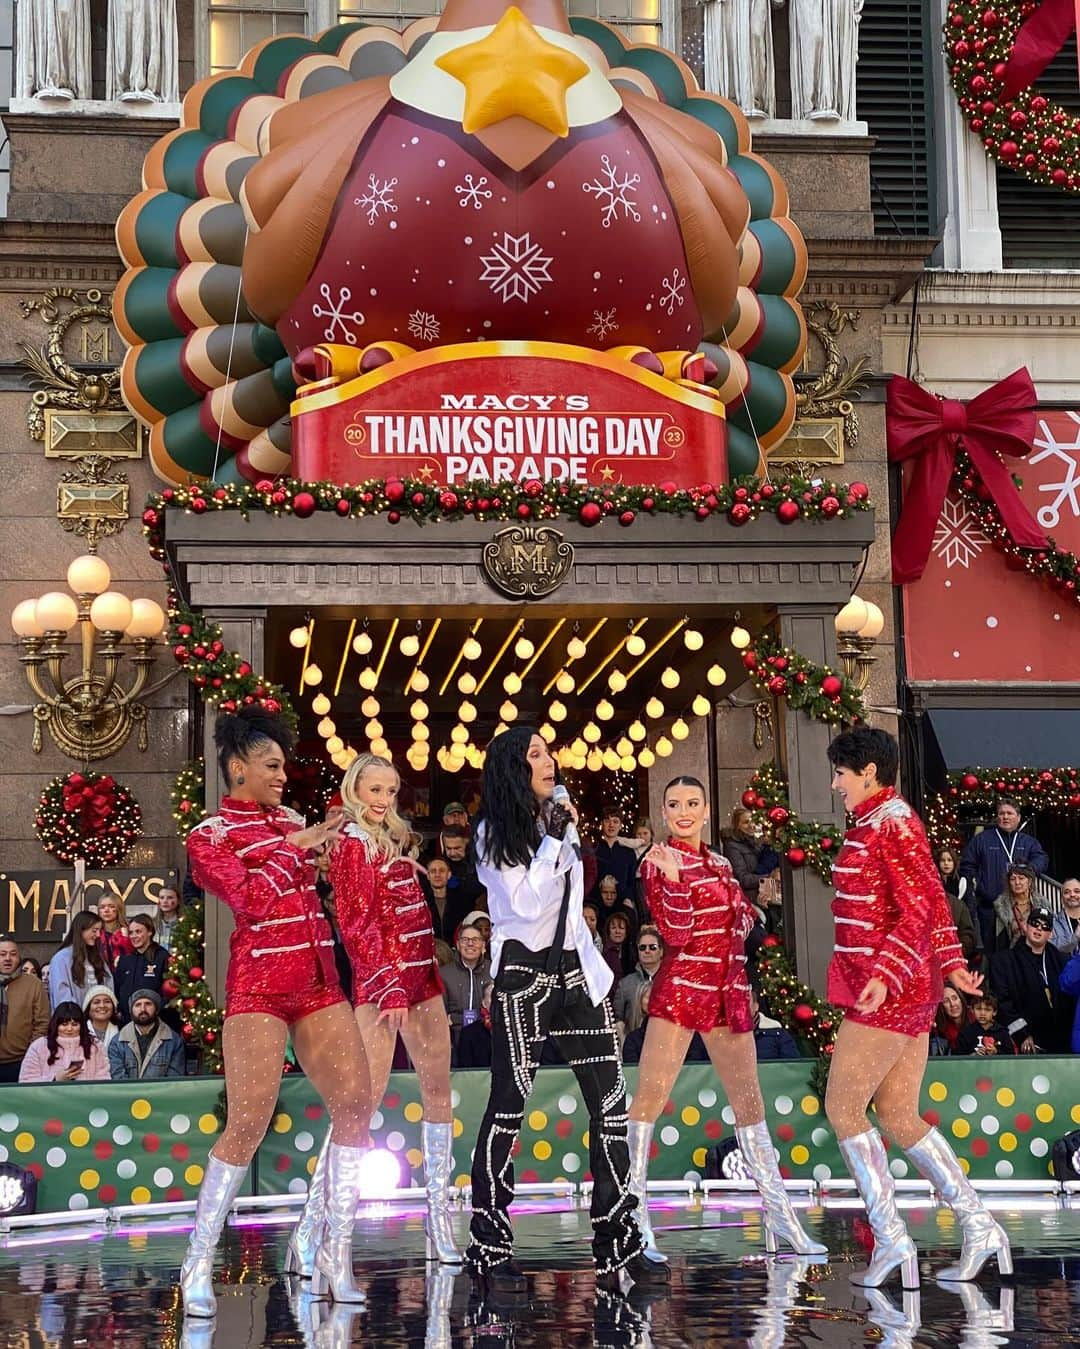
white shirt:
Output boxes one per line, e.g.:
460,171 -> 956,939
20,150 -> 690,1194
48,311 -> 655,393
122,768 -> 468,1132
476,824 -> 614,1006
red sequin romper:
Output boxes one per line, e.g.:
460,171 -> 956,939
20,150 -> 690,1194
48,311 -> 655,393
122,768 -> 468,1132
828,787 -> 965,1037
642,840 -> 756,1034
186,797 -> 344,1022
330,823 -> 444,1011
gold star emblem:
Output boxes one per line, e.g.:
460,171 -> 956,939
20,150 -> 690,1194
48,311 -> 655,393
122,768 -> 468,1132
417,463 -> 436,482
599,465 -> 616,482
435,7 -> 589,138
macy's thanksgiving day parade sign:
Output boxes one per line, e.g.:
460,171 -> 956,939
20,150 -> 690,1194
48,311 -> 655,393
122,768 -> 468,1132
114,0 -> 808,491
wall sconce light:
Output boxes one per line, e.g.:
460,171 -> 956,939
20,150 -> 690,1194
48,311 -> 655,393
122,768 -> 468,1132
834,594 -> 884,692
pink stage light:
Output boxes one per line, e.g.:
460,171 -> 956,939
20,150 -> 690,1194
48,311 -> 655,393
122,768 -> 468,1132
357,1147 -> 409,1199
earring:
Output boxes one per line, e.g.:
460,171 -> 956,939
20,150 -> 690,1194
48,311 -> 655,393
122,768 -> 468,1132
863,777 -> 870,789
236,773 -> 245,785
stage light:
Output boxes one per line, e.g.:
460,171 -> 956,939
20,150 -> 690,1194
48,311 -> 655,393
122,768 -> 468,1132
326,735 -> 344,755
616,737 -> 633,757
603,748 -> 620,771
548,701 -> 567,722
450,724 -> 469,745
458,701 -> 477,723
312,692 -> 331,715
410,668 -> 430,693
729,625 -> 751,650
411,723 -> 430,742
656,736 -> 673,757
365,719 -> 383,739
638,747 -> 655,768
458,672 -> 477,694
608,670 -> 627,693
289,625 -> 309,649
539,723 -> 556,743
707,664 -> 727,686
500,701 -> 518,722
683,628 -> 704,651
514,636 -> 535,660
625,632 -> 646,657
463,637 -> 482,661
356,1145 -> 408,1195
302,664 -> 323,687
645,697 -> 665,719
556,670 -> 575,694
595,699 -> 614,721
359,667 -> 378,690
671,718 -> 690,741
361,696 -> 381,718
628,720 -> 646,742
660,667 -> 680,689
692,695 -> 711,717
352,631 -> 373,656
567,636 -> 587,661
410,699 -> 429,721
503,672 -> 523,695
587,749 -> 604,772
620,755 -> 636,772
317,718 -> 336,739
583,721 -> 602,744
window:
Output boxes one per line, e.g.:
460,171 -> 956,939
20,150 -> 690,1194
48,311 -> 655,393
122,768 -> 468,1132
857,0 -> 935,237
208,1 -> 310,77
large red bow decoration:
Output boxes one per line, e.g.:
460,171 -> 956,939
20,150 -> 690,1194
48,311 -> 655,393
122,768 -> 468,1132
1002,0 -> 1080,100
886,369 -> 1046,585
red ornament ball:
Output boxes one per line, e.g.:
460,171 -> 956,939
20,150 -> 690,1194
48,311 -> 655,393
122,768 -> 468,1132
820,495 -> 841,518
786,846 -> 807,867
729,502 -> 751,525
766,675 -> 788,696
793,1003 -> 816,1025
189,966 -> 204,981
335,498 -> 351,516
821,675 -> 843,697
190,498 -> 207,515
961,773 -> 980,791
741,651 -> 758,670
767,805 -> 790,826
761,934 -> 781,948
741,789 -> 760,809
777,500 -> 801,524
523,479 -> 543,498
848,481 -> 869,502
385,479 -> 406,503
619,510 -> 635,527
579,502 -> 603,526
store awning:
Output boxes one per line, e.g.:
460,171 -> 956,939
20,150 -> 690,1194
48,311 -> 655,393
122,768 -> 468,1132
924,708 -> 1070,770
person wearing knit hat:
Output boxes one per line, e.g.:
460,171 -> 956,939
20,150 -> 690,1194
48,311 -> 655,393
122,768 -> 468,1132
82,985 -> 120,1051
108,986 -> 184,1081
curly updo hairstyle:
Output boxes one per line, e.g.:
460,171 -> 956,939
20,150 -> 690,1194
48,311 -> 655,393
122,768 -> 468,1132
215,705 -> 295,788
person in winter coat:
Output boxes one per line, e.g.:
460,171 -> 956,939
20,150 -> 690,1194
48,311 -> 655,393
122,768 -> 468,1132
442,923 -> 492,1041
750,989 -> 802,1060
48,912 -> 113,1010
94,896 -> 134,972
0,936 -> 49,1082
19,1002 -> 110,1083
113,914 -> 168,1023
108,989 -> 186,1080
613,925 -> 665,1034
991,906 -> 1074,1053
1057,942 -> 1080,1052
960,799 -> 1048,951
82,985 -> 120,1052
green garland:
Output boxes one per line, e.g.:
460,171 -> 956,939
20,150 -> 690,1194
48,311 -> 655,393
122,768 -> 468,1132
34,772 -> 142,867
171,760 -> 206,841
164,899 -> 224,1074
168,597 -> 295,724
740,764 -> 839,883
756,939 -> 842,1060
141,473 -> 872,544
926,764 -> 1080,850
742,636 -> 865,725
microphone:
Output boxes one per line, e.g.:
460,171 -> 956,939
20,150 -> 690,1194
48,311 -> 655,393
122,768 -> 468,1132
552,783 -> 581,856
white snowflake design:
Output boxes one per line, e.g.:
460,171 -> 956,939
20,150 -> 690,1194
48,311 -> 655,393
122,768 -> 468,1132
479,231 -> 554,304
455,174 -> 493,210
311,283 -> 365,344
582,154 -> 642,228
659,268 -> 686,316
1029,413 -> 1080,529
354,174 -> 399,225
588,308 -> 619,341
932,496 -> 986,570
408,310 -> 441,342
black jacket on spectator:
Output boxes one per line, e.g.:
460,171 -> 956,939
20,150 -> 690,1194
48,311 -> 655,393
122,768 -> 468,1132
723,833 -> 767,902
623,1018 -> 709,1064
989,940 -> 1075,1052
592,840 -> 638,904
955,1022 -> 1014,1056
113,944 -> 168,1024
421,876 -> 480,944
754,1025 -> 802,1060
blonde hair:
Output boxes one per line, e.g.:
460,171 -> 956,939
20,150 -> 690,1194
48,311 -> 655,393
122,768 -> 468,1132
340,753 -> 412,862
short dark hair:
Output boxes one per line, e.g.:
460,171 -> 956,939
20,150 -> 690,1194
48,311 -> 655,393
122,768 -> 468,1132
972,991 -> 998,1012
995,796 -> 1020,812
441,824 -> 471,841
826,727 -> 899,786
214,704 -> 295,789
601,806 -> 622,821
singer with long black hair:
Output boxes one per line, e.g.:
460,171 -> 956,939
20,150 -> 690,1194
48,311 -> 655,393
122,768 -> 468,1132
464,727 -> 667,1300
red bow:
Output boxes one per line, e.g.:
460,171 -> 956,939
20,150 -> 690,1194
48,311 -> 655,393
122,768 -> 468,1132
886,369 -> 1046,585
1002,0 -> 1080,100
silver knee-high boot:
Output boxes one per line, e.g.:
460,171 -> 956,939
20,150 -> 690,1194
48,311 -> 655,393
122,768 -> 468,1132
285,1132 -> 331,1278
180,1155 -> 248,1318
838,1130 -> 919,1288
422,1120 -> 462,1264
905,1127 -> 1012,1282
736,1121 -> 828,1257
310,1142 -> 368,1304
627,1120 -> 667,1263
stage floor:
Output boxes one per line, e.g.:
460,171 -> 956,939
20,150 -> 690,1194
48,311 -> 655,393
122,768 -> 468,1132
0,1193 -> 1075,1346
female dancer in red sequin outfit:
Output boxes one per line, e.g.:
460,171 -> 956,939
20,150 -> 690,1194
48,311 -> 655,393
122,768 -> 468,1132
181,707 -> 373,1318
627,774 -> 826,1262
824,727 -> 1009,1289
287,753 -> 458,1272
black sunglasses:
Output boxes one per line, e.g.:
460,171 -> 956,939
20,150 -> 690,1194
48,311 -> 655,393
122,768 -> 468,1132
637,942 -> 660,951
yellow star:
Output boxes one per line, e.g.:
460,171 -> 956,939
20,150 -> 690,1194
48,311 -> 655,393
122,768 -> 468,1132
599,465 -> 616,482
435,7 -> 590,139
417,463 -> 435,482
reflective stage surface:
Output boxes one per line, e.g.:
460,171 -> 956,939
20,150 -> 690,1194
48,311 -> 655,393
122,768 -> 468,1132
1,1194 -> 1077,1347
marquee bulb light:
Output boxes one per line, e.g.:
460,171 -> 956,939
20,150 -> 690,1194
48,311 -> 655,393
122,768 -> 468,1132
655,736 -> 674,757
500,700 -> 519,722
352,632 -> 373,656
317,717 -> 336,739
557,746 -> 575,769
289,625 -> 309,649
494,721 -> 509,736
692,694 -> 711,717
707,664 -> 727,686
683,628 -> 704,651
311,693 -> 331,716
463,637 -> 482,661
457,672 -> 478,695
645,697 -> 665,719
671,718 -> 690,741
730,625 -> 751,650
616,737 -> 633,757
583,721 -> 602,744
660,666 -> 680,689
620,755 -> 637,772
638,747 -> 656,768
361,696 -> 380,718
607,670 -> 627,693
370,737 -> 389,757
514,636 -> 535,660
450,724 -> 470,745
399,633 -> 420,657
410,669 -> 430,692
458,700 -> 477,723
365,719 -> 383,739
587,749 -> 604,772
628,720 -> 647,742
548,700 -> 567,722
567,636 -> 587,661
571,754 -> 586,771
595,699 -> 614,721
302,664 -> 323,687
332,751 -> 349,769
358,666 -> 379,690
411,722 -> 430,742
603,748 -> 621,771
625,633 -> 646,657
571,738 -> 587,757
539,723 -> 557,743
503,672 -> 523,695
556,670 -> 575,694
410,699 -> 429,721
326,735 -> 344,755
